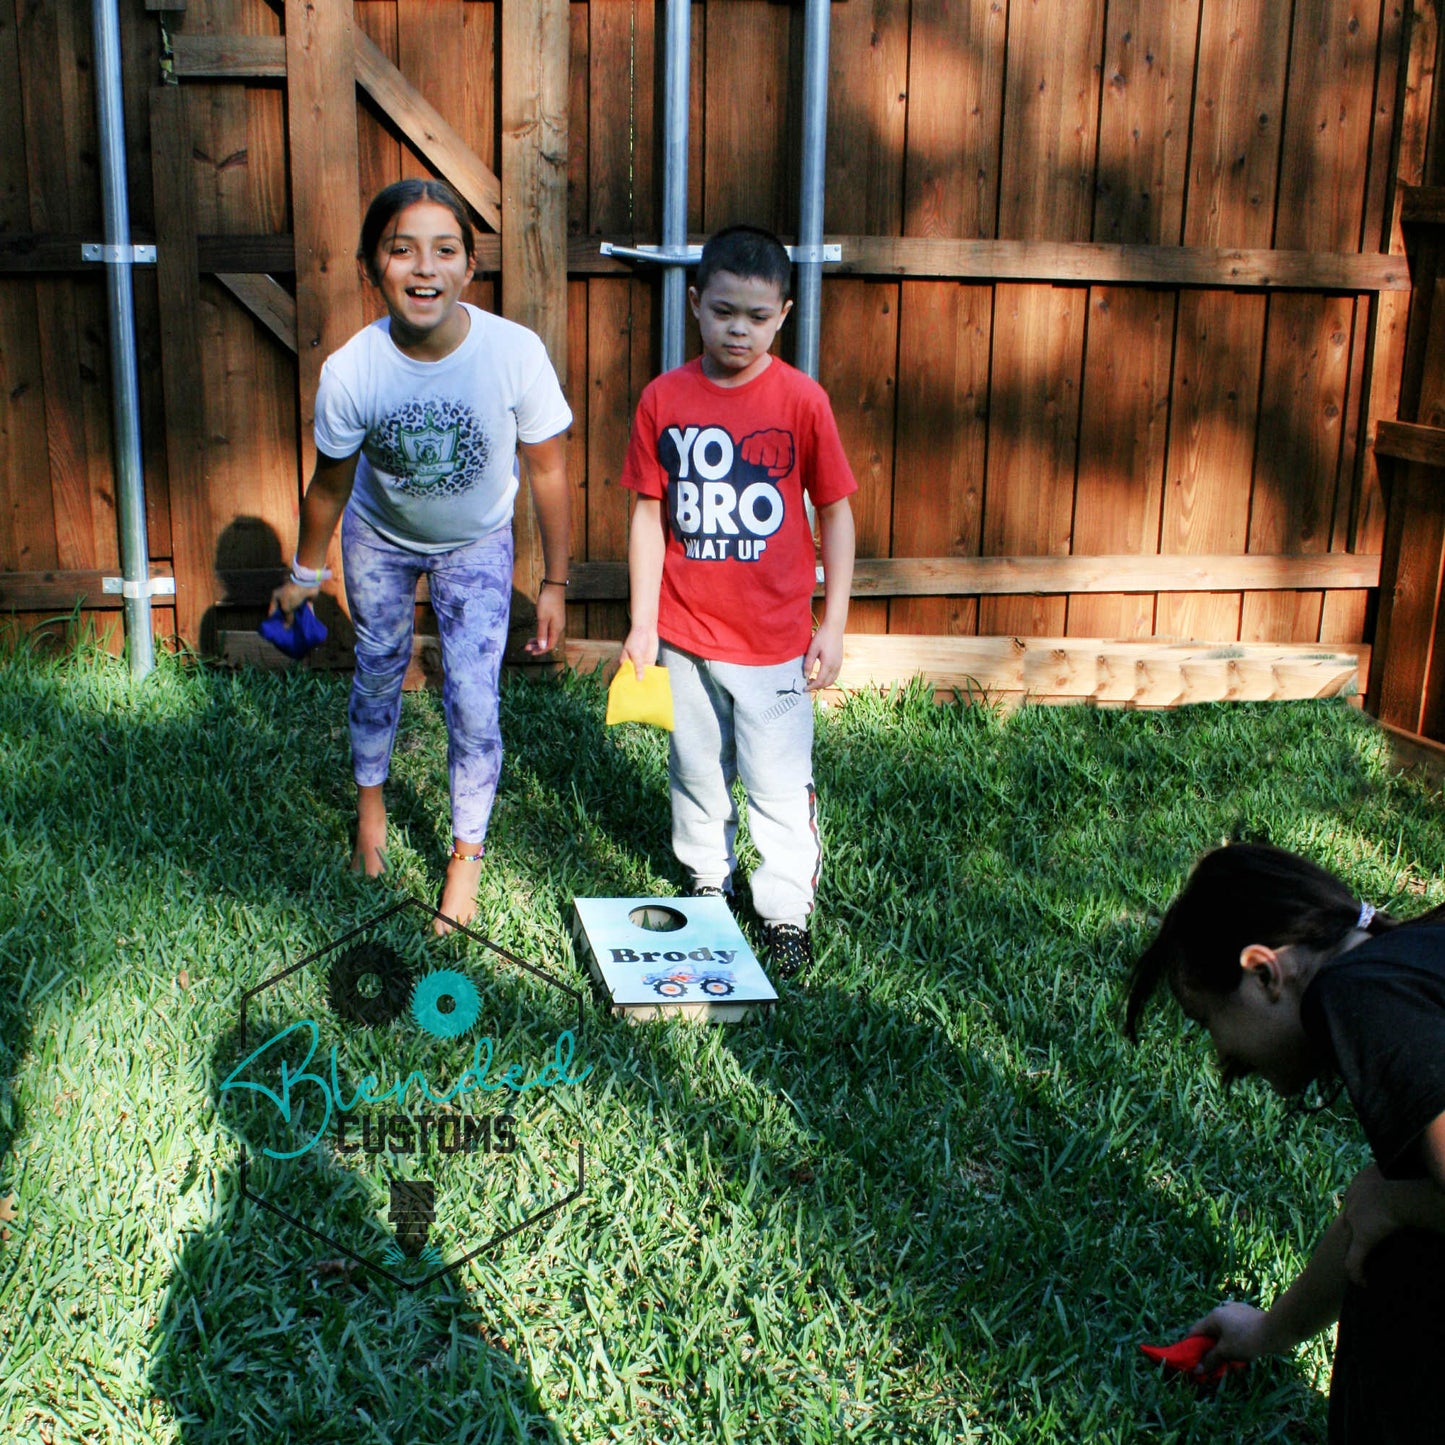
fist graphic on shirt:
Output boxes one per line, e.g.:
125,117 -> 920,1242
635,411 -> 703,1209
739,429 -> 795,478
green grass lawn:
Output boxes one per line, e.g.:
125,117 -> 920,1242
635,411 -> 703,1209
2,630 -> 1442,1443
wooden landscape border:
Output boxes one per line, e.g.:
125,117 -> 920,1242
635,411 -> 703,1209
216,630 -> 1369,710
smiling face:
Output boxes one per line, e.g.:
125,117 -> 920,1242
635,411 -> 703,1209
689,271 -> 793,385
368,200 -> 474,358
1175,945 -> 1319,1095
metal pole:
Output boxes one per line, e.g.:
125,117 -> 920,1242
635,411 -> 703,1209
661,0 -> 692,372
91,0 -> 155,678
794,0 -> 831,381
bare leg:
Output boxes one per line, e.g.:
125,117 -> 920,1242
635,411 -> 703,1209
352,783 -> 387,877
434,840 -> 483,935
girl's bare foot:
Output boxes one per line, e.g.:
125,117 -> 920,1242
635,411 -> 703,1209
434,843 -> 484,935
352,784 -> 388,878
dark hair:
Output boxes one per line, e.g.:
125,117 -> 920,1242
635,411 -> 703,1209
694,225 -> 791,299
1123,843 -> 1411,1041
357,179 -> 476,283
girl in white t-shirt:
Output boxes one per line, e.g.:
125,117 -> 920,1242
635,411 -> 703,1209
270,179 -> 572,933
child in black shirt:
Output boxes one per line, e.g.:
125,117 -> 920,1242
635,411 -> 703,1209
1125,843 -> 1445,1443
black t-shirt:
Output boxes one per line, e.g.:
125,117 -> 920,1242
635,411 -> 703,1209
1301,923 -> 1445,1179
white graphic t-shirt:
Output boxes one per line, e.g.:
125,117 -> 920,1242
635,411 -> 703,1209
315,303 -> 572,553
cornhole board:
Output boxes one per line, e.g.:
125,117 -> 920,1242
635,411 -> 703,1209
571,896 -> 777,1022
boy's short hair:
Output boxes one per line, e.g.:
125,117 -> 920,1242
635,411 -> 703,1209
695,226 -> 792,300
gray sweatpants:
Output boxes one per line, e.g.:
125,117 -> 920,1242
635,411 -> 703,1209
659,642 -> 820,929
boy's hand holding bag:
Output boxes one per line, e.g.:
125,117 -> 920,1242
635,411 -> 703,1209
605,663 -> 674,731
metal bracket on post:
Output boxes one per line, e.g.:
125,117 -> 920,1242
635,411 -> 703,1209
103,575 -> 177,599
600,242 -> 841,266
81,243 -> 158,264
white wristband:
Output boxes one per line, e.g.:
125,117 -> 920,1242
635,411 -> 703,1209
290,555 -> 333,588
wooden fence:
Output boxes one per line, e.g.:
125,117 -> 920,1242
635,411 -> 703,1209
3,0 -> 1445,713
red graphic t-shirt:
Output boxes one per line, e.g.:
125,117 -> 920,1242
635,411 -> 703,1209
620,357 -> 857,665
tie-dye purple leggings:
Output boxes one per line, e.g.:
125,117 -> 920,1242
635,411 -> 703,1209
342,508 -> 513,842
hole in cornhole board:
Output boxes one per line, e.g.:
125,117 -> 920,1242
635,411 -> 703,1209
628,905 -> 687,932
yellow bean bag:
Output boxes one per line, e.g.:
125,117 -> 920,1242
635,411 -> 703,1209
605,663 -> 675,731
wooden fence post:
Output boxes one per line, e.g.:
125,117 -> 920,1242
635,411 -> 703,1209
1370,181 -> 1445,732
501,0 -> 570,648
285,0 -> 362,580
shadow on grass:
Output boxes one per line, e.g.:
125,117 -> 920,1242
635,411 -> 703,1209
2,646 -> 1421,1440
148,999 -> 573,1445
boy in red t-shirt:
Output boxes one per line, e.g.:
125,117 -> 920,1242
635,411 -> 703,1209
618,226 -> 857,978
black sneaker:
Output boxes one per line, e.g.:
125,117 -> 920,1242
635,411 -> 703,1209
763,923 -> 812,980
689,884 -> 727,899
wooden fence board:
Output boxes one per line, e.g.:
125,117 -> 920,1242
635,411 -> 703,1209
0,283 -> 59,573
398,0 -> 469,188
1069,288 -> 1173,638
502,0 -> 570,635
170,34 -> 287,77
1156,291 -> 1265,640
823,1 -> 907,636
1073,0 -> 1196,638
1331,3 -> 1439,646
1321,292 -> 1373,645
0,0 -> 61,577
904,0 -> 1005,242
1376,460 -> 1445,729
996,0 -> 1104,242
151,87 -> 212,643
828,236 -> 1409,289
0,565 -> 175,610
1186,0 -> 1291,251
1093,0 -> 1199,247
1377,418 -> 1445,465
1362,0 -> 1410,255
0,228 -> 1415,291
894,0 -> 1001,638
827,0 -> 908,240
147,551 -> 1383,612
890,282 -> 991,636
565,278 -> 589,640
1277,0 -> 1380,256
16,0 -> 108,575
588,0 -> 638,242
285,0 -> 363,542
703,0 -> 792,230
988,0 -> 1100,634
1155,0 -> 1291,644
355,2 -> 401,332
32,280 -> 101,571
1243,293 -> 1355,643
584,0 -> 644,641
215,273 -> 298,352
1245,0 -> 1379,645
830,636 -> 1366,704
568,1 -> 589,239
980,284 -> 1086,636
584,279 -> 636,639
464,0 -> 499,188
819,279 -> 897,635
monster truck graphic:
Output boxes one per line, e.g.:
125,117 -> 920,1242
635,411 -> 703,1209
641,964 -> 738,999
